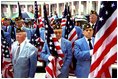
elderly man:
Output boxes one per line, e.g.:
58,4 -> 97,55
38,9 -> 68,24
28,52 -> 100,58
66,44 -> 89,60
89,10 -> 98,27
74,23 -> 95,78
89,10 -> 98,36
11,28 -> 38,78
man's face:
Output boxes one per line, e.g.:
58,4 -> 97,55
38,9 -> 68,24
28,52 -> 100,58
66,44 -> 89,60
89,14 -> 97,23
16,32 -> 26,43
15,21 -> 23,27
54,29 -> 62,40
3,20 -> 9,26
75,21 -> 81,26
83,28 -> 93,39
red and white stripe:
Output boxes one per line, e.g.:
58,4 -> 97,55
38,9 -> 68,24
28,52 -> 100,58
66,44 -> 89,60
33,15 -> 44,28
68,27 -> 78,51
35,37 -> 44,62
52,34 -> 64,58
89,9 -> 117,78
35,37 -> 44,52
33,21 -> 37,28
45,34 -> 64,78
2,58 -> 13,78
38,15 -> 44,28
61,18 -> 67,27
50,17 -> 55,27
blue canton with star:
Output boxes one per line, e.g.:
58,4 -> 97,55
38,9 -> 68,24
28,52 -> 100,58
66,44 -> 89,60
96,1 -> 117,32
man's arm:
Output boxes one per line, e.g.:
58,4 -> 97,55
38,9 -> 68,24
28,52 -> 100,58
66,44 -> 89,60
29,47 -> 38,78
74,41 -> 91,61
60,41 -> 72,72
39,43 -> 50,62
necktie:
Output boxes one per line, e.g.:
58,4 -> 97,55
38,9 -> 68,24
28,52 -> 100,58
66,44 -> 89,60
92,24 -> 96,37
14,45 -> 20,64
5,26 -> 7,32
88,39 -> 93,50
92,24 -> 94,28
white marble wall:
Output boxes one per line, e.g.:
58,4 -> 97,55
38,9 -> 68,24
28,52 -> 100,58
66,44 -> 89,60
1,1 -> 100,18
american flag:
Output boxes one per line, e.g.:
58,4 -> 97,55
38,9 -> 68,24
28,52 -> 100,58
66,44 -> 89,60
63,4 -> 68,18
38,15 -> 44,28
33,21 -> 37,28
34,1 -> 38,20
10,21 -> 16,43
18,2 -> 22,18
64,5 -> 78,51
89,1 -> 117,78
30,1 -> 44,61
30,26 -> 44,52
43,4 -> 64,78
50,17 -> 55,27
33,1 -> 44,28
33,1 -> 38,28
60,4 -> 67,27
61,18 -> 67,27
63,4 -> 78,74
1,30 -> 13,78
34,14 -> 44,28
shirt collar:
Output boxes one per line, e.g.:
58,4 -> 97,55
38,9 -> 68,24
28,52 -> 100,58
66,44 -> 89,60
58,38 -> 61,43
89,22 -> 96,26
84,36 -> 92,42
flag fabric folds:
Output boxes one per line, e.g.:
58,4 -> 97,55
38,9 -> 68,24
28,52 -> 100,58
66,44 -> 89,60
63,4 -> 78,74
30,29 -> 44,61
60,4 -> 67,28
34,1 -> 38,20
61,18 -> 67,27
64,5 -> 78,51
89,1 -> 117,78
30,26 -> 44,52
33,1 -> 44,28
43,4 -> 64,78
1,30 -> 13,78
30,1 -> 44,61
45,34 -> 64,78
18,2 -> 22,18
10,21 -> 16,43
33,1 -> 38,28
38,15 -> 44,28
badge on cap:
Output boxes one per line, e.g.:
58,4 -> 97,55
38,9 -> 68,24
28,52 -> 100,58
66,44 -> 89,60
82,23 -> 92,30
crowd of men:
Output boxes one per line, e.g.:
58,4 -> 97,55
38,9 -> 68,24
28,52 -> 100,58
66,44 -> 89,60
1,10 -> 98,78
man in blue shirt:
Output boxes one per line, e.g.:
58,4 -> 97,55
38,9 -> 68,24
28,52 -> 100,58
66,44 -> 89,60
74,23 -> 95,78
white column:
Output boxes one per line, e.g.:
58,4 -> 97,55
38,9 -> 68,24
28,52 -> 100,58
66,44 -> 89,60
62,2 -> 66,16
97,1 -> 101,14
49,3 -> 51,16
56,3 -> 59,17
25,4 -> 28,12
79,1 -> 81,15
89,1 -> 92,13
33,2 -> 35,14
86,1 -> 89,14
41,4 -> 44,17
72,1 -> 74,16
7,4 -> 11,18
64,2 -> 65,9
